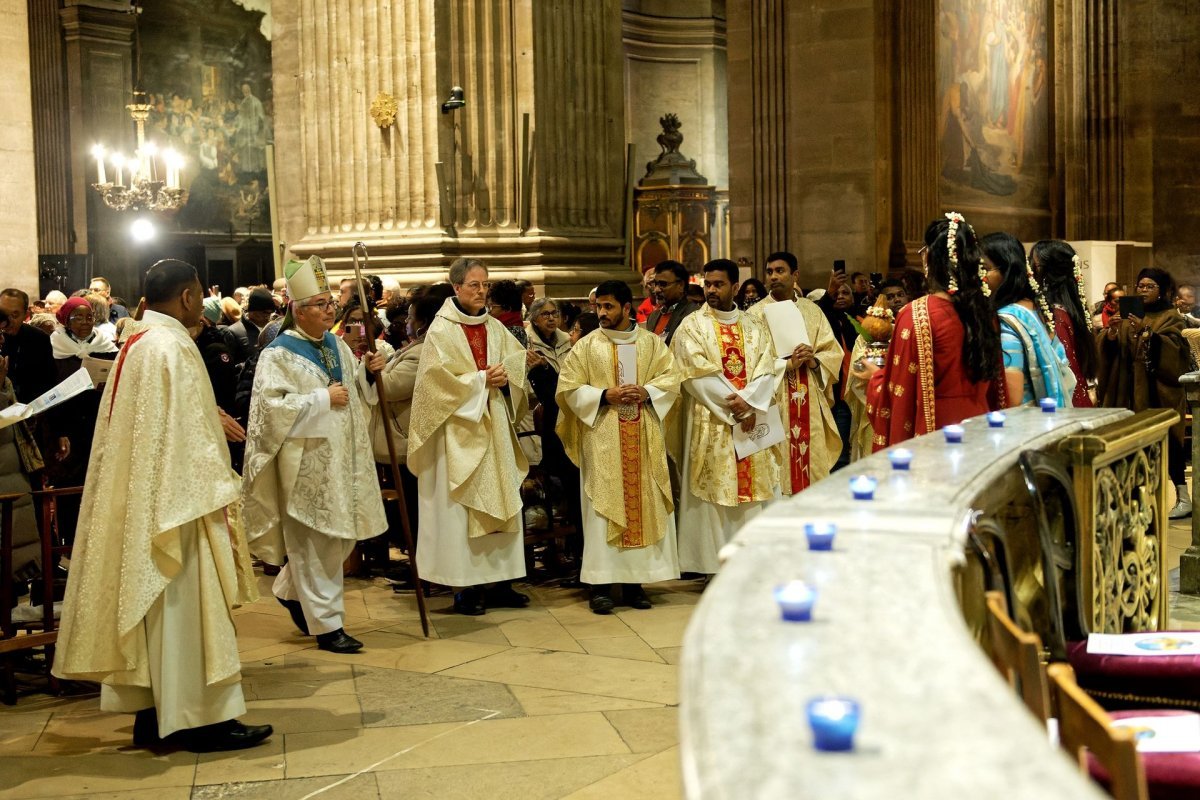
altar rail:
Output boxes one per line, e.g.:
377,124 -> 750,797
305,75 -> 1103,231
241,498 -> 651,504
679,406 -> 1153,800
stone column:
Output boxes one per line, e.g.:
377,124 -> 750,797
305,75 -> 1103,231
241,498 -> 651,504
889,0 -> 938,269
275,0 -> 628,295
0,0 -> 39,293
28,0 -> 73,255
59,0 -> 134,256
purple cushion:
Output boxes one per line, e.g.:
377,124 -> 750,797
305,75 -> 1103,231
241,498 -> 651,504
1086,710 -> 1200,800
1068,639 -> 1200,706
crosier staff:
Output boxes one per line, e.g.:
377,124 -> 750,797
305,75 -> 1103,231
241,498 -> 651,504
351,241 -> 430,637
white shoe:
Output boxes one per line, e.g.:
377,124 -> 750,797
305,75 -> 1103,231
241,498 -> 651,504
1170,483 -> 1192,520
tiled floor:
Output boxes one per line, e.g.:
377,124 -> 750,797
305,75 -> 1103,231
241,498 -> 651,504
0,575 -> 701,800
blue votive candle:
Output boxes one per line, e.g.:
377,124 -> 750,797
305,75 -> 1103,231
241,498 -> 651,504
888,448 -> 913,470
987,411 -> 1006,428
807,697 -> 861,752
849,475 -> 877,500
943,424 -> 964,443
805,522 -> 837,551
1040,397 -> 1058,413
774,581 -> 817,622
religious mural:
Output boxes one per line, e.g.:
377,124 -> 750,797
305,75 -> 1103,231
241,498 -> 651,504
937,0 -> 1050,219
139,0 -> 272,234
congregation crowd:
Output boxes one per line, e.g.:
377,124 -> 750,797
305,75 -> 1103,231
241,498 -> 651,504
2,209 -> 1192,753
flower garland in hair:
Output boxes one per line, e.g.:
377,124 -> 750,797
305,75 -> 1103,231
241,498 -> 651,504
1025,256 -> 1055,328
944,211 -> 985,297
1071,253 -> 1088,314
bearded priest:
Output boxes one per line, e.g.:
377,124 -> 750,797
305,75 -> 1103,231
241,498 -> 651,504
53,259 -> 270,752
672,260 -> 782,575
556,280 -> 681,614
747,251 -> 844,495
242,255 -> 387,654
406,258 -> 531,616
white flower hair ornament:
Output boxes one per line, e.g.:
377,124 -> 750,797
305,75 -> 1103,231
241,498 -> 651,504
944,211 -> 983,297
1026,255 -> 1055,328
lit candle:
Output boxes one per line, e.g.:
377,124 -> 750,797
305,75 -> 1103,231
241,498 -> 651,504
774,581 -> 817,621
849,475 -> 877,501
110,153 -> 125,186
987,411 -> 1006,428
805,522 -> 836,551
1040,397 -> 1057,413
888,448 -> 913,470
806,697 -> 861,752
143,142 -> 159,182
91,144 -> 106,184
943,424 -> 964,444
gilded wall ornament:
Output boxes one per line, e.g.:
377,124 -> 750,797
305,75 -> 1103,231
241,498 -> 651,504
370,92 -> 399,129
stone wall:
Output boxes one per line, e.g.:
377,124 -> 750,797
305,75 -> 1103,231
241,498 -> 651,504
0,0 -> 39,294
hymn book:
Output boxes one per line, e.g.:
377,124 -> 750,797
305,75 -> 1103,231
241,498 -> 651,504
762,300 -> 811,358
0,366 -> 94,430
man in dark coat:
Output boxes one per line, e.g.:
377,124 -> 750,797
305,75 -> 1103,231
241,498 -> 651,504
643,260 -> 700,346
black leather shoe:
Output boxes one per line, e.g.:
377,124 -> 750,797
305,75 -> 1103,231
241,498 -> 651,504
316,629 -> 363,653
560,575 -> 583,589
589,587 -> 615,615
454,588 -> 486,616
486,583 -> 530,608
133,708 -> 160,748
276,596 -> 309,635
167,719 -> 273,753
624,584 -> 651,610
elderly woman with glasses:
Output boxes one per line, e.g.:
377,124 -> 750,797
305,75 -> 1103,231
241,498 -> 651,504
1098,267 -> 1192,518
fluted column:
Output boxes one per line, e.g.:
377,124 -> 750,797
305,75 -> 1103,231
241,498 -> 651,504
892,0 -> 939,267
0,0 -> 38,293
28,0 -> 72,254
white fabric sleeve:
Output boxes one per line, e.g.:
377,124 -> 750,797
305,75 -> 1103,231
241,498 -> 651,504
287,388 -> 336,439
451,369 -> 489,423
682,374 -> 738,425
738,374 -> 777,413
646,385 -> 676,421
356,359 -> 379,406
565,385 -> 605,429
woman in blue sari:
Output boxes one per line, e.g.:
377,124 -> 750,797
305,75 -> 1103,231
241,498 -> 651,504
981,232 -> 1075,407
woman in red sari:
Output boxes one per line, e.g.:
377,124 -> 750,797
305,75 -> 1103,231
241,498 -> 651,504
1031,240 -> 1096,408
857,213 -> 1003,449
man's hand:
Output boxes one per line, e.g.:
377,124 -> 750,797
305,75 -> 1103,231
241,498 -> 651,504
605,384 -> 645,405
788,343 -> 816,371
726,393 -> 752,419
328,382 -> 350,407
219,410 -> 246,442
209,285 -> 221,298
485,364 -> 509,388
366,350 -> 386,373
850,359 -> 880,381
526,349 -> 547,368
827,270 -> 848,296
56,436 -> 70,461
739,415 -> 756,433
0,355 -> 9,386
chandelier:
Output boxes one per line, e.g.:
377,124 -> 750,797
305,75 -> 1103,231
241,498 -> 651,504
90,94 -> 186,213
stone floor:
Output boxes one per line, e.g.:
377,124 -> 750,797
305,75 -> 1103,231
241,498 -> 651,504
0,574 -> 701,800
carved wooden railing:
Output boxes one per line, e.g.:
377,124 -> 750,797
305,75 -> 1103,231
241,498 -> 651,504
1058,408 -> 1176,633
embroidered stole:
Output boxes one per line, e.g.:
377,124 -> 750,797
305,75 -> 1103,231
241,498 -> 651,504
462,323 -> 488,370
108,330 -> 150,421
613,341 -> 644,547
715,319 -> 754,503
268,331 -> 344,384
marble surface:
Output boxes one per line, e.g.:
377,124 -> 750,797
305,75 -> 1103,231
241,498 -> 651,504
681,407 -> 1129,799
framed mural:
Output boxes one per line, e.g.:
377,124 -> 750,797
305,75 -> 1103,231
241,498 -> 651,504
139,0 -> 272,235
937,0 -> 1051,239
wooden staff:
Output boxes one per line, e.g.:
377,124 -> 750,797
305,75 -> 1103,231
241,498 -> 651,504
351,241 -> 430,638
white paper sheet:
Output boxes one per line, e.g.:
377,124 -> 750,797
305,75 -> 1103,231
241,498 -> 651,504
617,343 -> 638,385
732,404 -> 785,460
763,300 -> 810,358
1086,632 -> 1200,657
1112,713 -> 1200,753
0,366 -> 94,431
81,355 -> 114,386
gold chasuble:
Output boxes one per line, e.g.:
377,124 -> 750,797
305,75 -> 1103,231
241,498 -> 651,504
671,305 -> 782,506
54,311 -> 257,688
556,325 -> 680,549
747,295 -> 843,495
408,299 -> 530,539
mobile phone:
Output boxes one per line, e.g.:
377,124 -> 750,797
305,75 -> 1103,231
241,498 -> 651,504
346,323 -> 365,336
833,260 -> 846,275
1118,296 -> 1144,319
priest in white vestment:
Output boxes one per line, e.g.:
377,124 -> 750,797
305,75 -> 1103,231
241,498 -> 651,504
407,258 -> 531,616
672,260 -> 783,576
242,256 -> 387,654
54,259 -> 270,753
556,280 -> 681,614
747,251 -> 844,494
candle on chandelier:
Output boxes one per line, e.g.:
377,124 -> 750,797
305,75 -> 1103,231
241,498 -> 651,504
143,142 -> 159,183
110,153 -> 125,187
91,145 -> 106,184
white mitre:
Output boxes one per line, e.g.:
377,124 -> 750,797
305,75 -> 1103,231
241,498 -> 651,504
284,255 -> 329,302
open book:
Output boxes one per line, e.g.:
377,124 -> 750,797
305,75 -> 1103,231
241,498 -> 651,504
0,366 -> 94,431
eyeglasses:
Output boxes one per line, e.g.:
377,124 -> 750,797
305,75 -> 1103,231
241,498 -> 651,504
68,314 -> 94,323
1136,282 -> 1159,291
459,281 -> 490,292
301,299 -> 336,311
536,310 -> 560,318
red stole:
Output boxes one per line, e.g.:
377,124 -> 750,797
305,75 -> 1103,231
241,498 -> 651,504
461,323 -> 488,370
108,330 -> 150,421
715,319 -> 754,502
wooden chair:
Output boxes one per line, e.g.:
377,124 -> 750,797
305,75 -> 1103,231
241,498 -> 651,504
1047,662 -> 1149,800
0,491 -> 59,704
517,403 -> 578,580
984,590 -> 1051,723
